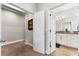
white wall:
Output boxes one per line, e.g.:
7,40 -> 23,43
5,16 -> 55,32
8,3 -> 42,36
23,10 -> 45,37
11,3 -> 36,46
54,5 -> 79,19
36,3 -> 62,11
52,4 -> 79,20
2,8 -> 25,42
52,3 -> 79,13
25,14 -> 33,46
13,3 -> 37,13
55,4 -> 79,31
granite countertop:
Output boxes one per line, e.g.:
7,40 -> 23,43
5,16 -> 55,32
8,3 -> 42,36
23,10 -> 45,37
56,31 -> 79,34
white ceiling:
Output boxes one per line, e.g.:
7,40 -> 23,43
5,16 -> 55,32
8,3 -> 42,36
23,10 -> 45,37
2,3 -> 66,14
35,3 -> 63,11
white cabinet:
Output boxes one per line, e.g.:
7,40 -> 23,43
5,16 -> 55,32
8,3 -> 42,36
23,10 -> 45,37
56,34 -> 78,48
56,34 -> 68,46
70,35 -> 78,48
56,34 -> 62,44
61,34 -> 68,45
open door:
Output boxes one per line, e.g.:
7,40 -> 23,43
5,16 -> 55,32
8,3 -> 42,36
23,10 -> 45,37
33,11 -> 45,54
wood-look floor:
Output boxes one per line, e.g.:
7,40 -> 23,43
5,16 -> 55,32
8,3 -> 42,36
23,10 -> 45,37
21,45 -> 78,56
17,45 -> 46,56
2,41 -> 46,56
2,42 -> 78,56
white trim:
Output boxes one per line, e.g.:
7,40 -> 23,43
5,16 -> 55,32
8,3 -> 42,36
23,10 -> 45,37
25,42 -> 33,47
0,4 -> 1,40
0,43 -> 1,56
1,39 -> 24,46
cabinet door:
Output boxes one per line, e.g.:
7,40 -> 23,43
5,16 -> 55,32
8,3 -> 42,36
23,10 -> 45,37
67,34 -> 73,47
61,34 -> 68,45
67,34 -> 78,48
71,35 -> 78,48
56,34 -> 62,44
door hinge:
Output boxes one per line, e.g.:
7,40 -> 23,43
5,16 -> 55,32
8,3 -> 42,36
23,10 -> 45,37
50,14 -> 51,16
50,42 -> 51,47
50,29 -> 51,33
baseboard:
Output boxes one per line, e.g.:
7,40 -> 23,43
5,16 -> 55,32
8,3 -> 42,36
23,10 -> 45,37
45,47 -> 56,55
1,39 -> 24,46
25,42 -> 33,47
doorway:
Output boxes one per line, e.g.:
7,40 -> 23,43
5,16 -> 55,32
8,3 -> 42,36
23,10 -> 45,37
1,4 -> 25,56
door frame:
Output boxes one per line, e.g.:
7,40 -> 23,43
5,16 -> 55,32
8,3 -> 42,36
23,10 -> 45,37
0,4 -> 2,56
50,11 -> 57,55
45,10 -> 56,55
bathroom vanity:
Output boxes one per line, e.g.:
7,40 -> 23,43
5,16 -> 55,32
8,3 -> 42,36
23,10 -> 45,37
56,31 -> 78,49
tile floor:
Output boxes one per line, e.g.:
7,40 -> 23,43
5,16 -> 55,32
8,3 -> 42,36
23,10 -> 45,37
51,46 -> 78,56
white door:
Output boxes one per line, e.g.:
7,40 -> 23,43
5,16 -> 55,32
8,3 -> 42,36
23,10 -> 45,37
33,11 -> 45,54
